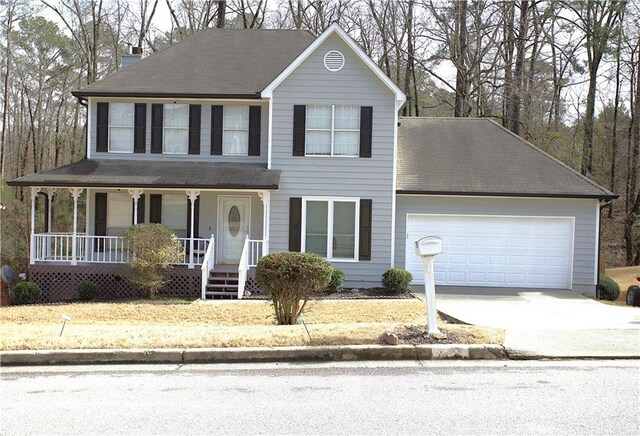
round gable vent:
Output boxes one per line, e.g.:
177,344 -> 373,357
324,50 -> 345,72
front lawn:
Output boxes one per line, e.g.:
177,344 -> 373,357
605,266 -> 640,305
0,299 -> 503,350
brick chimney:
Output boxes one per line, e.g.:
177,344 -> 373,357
121,46 -> 143,69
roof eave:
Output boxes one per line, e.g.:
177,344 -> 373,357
71,91 -> 263,100
396,190 -> 619,201
6,179 -> 279,190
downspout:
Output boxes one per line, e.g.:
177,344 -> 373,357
77,97 -> 88,160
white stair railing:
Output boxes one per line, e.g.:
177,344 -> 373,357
200,234 -> 215,299
237,236 -> 250,300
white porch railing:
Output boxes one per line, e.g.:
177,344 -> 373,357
200,234 -> 216,299
237,237 -> 250,300
247,239 -> 265,267
32,233 -> 209,267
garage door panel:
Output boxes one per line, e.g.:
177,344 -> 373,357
406,215 -> 573,289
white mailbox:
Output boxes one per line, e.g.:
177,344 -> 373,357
415,236 -> 442,257
414,236 -> 443,334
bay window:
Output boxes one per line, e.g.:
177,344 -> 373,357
306,105 -> 360,156
303,198 -> 358,260
163,104 -> 189,154
109,103 -> 134,153
223,106 -> 250,155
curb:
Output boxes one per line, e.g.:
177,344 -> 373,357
0,344 -> 508,366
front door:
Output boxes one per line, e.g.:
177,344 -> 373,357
218,196 -> 251,264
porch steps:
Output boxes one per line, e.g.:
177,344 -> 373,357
205,270 -> 239,300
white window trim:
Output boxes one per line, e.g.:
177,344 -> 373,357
301,196 -> 360,262
108,103 -> 135,154
222,106 -> 250,156
305,105 -> 360,157
163,104 -> 189,155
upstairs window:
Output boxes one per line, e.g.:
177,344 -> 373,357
163,104 -> 189,154
109,103 -> 134,153
223,106 -> 249,155
306,105 -> 359,157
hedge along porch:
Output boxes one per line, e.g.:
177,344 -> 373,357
8,160 -> 280,301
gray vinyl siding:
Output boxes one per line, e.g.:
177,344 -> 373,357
394,195 -> 598,290
88,98 -> 268,163
86,188 -> 264,244
269,33 -> 396,287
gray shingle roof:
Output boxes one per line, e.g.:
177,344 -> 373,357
6,160 -> 280,190
73,29 -> 316,98
397,117 -> 616,199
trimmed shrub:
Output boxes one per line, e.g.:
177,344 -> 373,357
598,274 -> 620,301
256,252 -> 332,325
13,282 -> 41,305
326,268 -> 345,293
77,281 -> 100,301
122,224 -> 185,298
382,268 -> 413,293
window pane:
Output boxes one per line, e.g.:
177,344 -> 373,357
223,130 -> 249,155
107,193 -> 132,231
224,106 -> 249,130
305,201 -> 328,257
164,104 -> 188,128
110,103 -> 134,127
164,128 -> 188,153
109,127 -> 134,152
306,106 -> 331,129
306,130 -> 331,155
334,131 -> 359,156
334,105 -> 359,130
162,194 -> 187,235
333,201 -> 356,258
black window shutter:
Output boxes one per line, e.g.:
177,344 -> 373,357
189,104 -> 201,155
248,106 -> 261,156
293,105 -> 306,156
149,194 -> 162,223
359,106 -> 373,158
96,102 -> 109,152
134,103 -> 146,153
94,193 -> 107,252
359,199 -> 372,261
151,104 -> 163,154
186,197 -> 200,238
289,197 -> 302,252
132,194 -> 145,224
211,105 -> 223,155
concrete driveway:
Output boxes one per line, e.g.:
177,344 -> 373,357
429,287 -> 640,358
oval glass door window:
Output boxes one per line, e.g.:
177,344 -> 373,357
228,206 -> 241,237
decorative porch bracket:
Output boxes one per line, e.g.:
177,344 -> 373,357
186,189 -> 200,269
69,188 -> 83,266
30,187 -> 42,265
128,188 -> 144,225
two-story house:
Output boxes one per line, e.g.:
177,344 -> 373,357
8,24 -> 616,301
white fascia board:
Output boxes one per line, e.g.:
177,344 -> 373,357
261,23 -> 406,106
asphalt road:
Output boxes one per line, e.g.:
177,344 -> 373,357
2,360 -> 639,435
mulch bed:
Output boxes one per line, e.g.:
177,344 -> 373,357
244,288 -> 415,300
394,325 -> 470,345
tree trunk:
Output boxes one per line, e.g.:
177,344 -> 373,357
454,0 -> 468,117
217,1 -> 226,28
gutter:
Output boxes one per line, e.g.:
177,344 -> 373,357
396,190 -> 619,201
71,91 -> 262,100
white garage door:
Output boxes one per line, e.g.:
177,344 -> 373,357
405,214 -> 574,289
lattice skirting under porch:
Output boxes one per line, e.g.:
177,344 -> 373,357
28,264 -> 201,303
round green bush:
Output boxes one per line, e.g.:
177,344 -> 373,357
13,282 -> 41,305
598,274 -> 620,301
326,268 -> 345,293
382,268 -> 413,293
77,281 -> 100,301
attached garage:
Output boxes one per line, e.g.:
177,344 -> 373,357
404,214 -> 574,289
395,117 -> 617,296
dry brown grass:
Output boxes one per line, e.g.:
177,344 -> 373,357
605,266 -> 640,305
0,299 -> 502,350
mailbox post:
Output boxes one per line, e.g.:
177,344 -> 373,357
414,236 -> 443,335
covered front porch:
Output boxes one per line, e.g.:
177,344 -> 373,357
9,160 -> 280,300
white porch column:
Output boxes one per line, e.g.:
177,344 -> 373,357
69,188 -> 83,266
186,190 -> 200,269
258,191 -> 270,256
29,187 -> 41,265
128,188 -> 144,225
46,188 -> 57,232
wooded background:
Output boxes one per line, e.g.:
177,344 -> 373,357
0,0 -> 638,275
